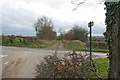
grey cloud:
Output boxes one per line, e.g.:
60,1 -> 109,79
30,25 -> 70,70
2,27 -> 35,36
1,0 -> 106,36
92,23 -> 106,34
54,20 -> 106,35
2,5 -> 37,36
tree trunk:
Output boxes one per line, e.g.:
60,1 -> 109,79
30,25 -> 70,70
109,7 -> 120,78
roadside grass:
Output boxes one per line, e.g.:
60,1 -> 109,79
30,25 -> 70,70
4,40 -> 56,48
2,36 -> 56,48
3,40 -> 56,48
62,40 -> 109,52
91,48 -> 109,52
93,58 -> 109,78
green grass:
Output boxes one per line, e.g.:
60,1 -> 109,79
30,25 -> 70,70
3,40 -> 56,48
92,48 -> 109,52
93,58 -> 109,78
4,44 -> 43,48
62,40 -> 109,52
79,48 -> 109,52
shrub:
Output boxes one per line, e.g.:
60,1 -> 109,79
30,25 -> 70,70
34,51 -> 101,78
63,40 -> 86,50
13,37 -> 23,43
2,36 -> 11,44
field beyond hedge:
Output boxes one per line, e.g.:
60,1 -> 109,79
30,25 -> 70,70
2,36 -> 56,48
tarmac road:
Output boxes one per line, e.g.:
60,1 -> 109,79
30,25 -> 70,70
1,44 -> 108,78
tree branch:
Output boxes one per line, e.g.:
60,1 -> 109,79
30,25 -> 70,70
71,0 -> 86,11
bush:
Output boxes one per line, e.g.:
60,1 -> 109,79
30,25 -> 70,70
13,37 -> 23,43
63,40 -> 86,50
2,36 -> 11,44
67,40 -> 85,48
34,51 -> 100,78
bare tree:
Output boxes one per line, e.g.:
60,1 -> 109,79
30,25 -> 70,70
59,25 -> 88,42
58,28 -> 66,40
34,16 -> 56,40
71,0 -> 86,11
71,25 -> 88,42
71,0 -> 104,11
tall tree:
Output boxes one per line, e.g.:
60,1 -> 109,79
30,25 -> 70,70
34,16 -> 56,40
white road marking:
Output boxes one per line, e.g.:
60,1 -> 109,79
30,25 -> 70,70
28,52 -> 31,53
4,61 -> 8,64
0,55 -> 8,58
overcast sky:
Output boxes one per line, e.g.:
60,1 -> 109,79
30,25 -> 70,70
1,0 -> 106,36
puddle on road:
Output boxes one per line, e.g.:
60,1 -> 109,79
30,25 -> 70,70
0,55 -> 7,58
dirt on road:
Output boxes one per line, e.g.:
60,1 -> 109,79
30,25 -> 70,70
47,40 -> 67,50
2,58 -> 25,78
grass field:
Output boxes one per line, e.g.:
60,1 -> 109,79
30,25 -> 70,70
62,40 -> 109,52
93,58 -> 109,78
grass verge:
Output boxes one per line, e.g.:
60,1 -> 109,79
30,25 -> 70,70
3,40 -> 56,48
93,58 -> 109,78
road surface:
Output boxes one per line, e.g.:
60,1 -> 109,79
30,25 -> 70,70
0,41 -> 108,78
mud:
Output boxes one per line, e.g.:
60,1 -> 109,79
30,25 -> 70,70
2,58 -> 26,78
47,41 -> 67,50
